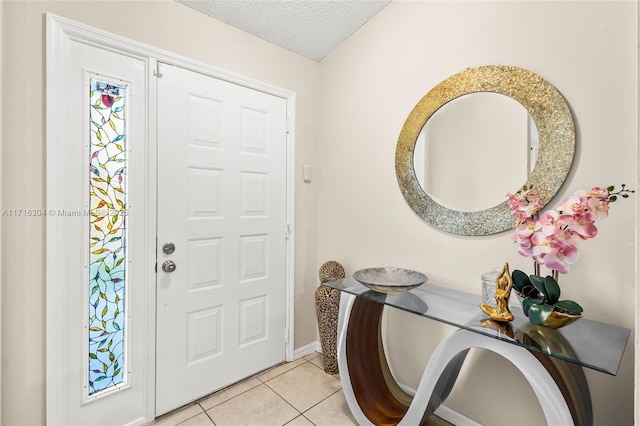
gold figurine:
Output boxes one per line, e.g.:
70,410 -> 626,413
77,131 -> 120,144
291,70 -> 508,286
480,262 -> 514,322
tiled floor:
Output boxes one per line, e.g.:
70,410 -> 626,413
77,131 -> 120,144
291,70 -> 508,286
151,352 -> 452,426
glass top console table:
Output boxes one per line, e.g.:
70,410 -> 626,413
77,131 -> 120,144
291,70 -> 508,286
323,277 -> 630,426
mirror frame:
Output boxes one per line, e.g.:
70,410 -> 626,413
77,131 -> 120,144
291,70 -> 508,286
395,65 -> 575,236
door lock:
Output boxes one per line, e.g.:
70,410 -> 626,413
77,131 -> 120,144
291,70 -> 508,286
162,260 -> 177,273
162,242 -> 176,254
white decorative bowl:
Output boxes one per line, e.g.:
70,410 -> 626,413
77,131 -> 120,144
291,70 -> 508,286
353,267 -> 427,294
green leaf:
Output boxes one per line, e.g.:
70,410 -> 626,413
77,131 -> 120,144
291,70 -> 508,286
511,270 -> 530,293
543,276 -> 560,304
527,303 -> 554,325
89,352 -> 98,359
530,275 -> 547,297
521,284 -> 541,299
522,298 -> 535,316
554,300 -> 583,314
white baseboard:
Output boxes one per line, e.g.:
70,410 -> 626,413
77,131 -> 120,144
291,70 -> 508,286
293,341 -> 321,360
434,405 -> 482,426
397,380 -> 482,426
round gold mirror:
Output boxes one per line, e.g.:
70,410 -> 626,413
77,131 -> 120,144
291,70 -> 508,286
395,65 -> 575,236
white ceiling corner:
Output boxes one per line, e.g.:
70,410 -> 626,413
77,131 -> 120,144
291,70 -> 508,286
176,0 -> 391,61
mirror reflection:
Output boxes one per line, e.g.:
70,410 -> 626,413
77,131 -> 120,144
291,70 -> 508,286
412,93 -> 538,212
395,65 -> 575,236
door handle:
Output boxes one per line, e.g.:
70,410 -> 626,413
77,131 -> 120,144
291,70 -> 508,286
162,260 -> 176,273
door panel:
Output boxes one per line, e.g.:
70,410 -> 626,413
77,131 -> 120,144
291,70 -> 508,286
47,34 -> 148,426
156,63 -> 287,415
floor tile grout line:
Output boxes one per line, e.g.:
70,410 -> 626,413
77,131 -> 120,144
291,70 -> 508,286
156,355 -> 328,426
153,402 -> 204,426
299,387 -> 344,416
283,413 -> 318,426
198,379 -> 270,413
219,362 -> 313,414
200,405 -> 217,426
262,376 -> 306,417
263,380 -> 307,424
196,363 -> 286,412
201,382 -> 302,426
256,358 -> 310,383
194,358 -> 313,416
263,362 -> 345,422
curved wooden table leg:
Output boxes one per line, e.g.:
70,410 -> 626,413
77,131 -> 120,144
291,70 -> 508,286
339,295 -> 409,425
337,293 -> 590,426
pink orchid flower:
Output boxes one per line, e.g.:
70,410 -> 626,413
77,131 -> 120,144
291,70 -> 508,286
507,184 -> 632,275
556,195 -> 584,216
586,196 -> 610,220
537,210 -> 560,236
571,214 -> 599,239
542,244 -> 579,274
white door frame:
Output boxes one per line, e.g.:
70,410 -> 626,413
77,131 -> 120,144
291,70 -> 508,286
46,14 -> 295,424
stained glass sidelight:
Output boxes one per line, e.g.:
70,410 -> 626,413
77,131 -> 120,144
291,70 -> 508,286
88,79 -> 127,395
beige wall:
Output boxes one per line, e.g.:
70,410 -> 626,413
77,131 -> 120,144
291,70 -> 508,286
0,0 -> 3,422
0,1 -> 319,424
317,1 -> 636,425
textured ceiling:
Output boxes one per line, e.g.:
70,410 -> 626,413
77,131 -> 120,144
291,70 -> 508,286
177,0 -> 391,61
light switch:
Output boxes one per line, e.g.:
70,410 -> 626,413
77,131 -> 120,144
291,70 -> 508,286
303,165 -> 312,183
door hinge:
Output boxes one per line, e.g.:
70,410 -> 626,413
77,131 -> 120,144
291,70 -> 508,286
286,117 -> 291,134
284,329 -> 289,345
154,63 -> 164,78
285,224 -> 292,240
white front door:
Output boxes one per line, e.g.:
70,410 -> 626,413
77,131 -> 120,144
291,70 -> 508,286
155,63 -> 288,415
